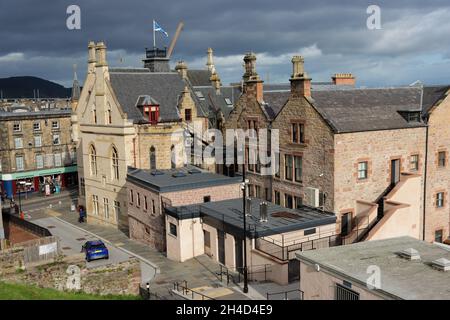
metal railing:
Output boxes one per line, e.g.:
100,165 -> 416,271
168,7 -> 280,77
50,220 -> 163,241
219,264 -> 272,285
266,289 -> 304,300
173,281 -> 215,300
255,235 -> 340,261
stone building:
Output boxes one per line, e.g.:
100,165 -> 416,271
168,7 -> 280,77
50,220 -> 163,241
126,165 -> 242,252
0,102 -> 77,199
296,236 -> 450,300
73,42 -> 236,232
224,53 -> 450,244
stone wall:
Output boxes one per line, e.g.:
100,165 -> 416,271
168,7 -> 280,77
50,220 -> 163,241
425,96 -> 450,242
0,250 -> 141,296
333,127 -> 426,235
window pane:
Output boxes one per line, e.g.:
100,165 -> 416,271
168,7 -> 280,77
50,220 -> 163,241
285,155 -> 293,180
295,156 -> 302,182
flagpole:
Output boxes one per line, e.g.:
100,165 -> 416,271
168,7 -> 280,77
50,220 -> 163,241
153,19 -> 156,49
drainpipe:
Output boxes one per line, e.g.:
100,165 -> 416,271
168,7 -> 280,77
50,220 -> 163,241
422,120 -> 429,241
133,137 -> 137,167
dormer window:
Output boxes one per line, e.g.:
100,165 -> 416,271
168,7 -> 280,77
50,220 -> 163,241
136,95 -> 159,125
143,105 -> 159,124
399,111 -> 421,123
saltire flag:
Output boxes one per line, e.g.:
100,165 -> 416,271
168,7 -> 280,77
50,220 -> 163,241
153,20 -> 168,37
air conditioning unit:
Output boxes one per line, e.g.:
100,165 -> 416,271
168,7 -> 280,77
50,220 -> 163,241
304,187 -> 320,208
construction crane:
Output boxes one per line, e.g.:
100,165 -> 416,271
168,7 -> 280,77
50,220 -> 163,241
167,22 -> 184,59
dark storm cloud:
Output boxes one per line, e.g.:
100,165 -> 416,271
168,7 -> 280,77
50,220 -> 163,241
1,0 -> 450,87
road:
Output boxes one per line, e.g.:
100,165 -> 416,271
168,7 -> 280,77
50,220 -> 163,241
20,200 -> 157,284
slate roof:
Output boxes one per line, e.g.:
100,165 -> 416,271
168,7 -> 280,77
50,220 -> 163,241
193,85 -> 242,120
109,71 -> 186,123
310,87 -> 426,133
187,70 -> 213,87
297,236 -> 450,300
166,198 -> 336,238
126,165 -> 241,193
260,86 -> 434,133
422,85 -> 450,115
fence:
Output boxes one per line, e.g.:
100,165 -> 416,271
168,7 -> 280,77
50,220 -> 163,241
266,289 -> 304,300
173,281 -> 215,300
219,264 -> 272,285
17,236 -> 61,264
3,211 -> 52,238
255,235 -> 340,261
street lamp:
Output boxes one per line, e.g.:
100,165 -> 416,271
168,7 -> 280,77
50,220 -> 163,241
17,181 -> 25,217
241,164 -> 249,294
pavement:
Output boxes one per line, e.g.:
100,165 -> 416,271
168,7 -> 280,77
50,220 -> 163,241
20,194 -> 250,300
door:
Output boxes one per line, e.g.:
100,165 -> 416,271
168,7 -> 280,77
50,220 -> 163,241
204,230 -> 212,257
288,259 -> 300,282
218,230 -> 225,265
235,238 -> 243,273
391,159 -> 400,185
341,213 -> 352,236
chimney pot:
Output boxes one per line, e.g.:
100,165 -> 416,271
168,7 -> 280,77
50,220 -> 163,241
332,73 -> 355,86
95,41 -> 107,67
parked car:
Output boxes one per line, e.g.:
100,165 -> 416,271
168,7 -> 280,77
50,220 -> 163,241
81,240 -> 109,262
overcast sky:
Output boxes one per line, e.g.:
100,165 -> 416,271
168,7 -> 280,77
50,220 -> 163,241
1,0 -> 450,88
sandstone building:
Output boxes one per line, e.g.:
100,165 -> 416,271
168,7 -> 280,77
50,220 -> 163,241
0,102 -> 77,199
73,42 -> 236,232
224,53 -> 450,244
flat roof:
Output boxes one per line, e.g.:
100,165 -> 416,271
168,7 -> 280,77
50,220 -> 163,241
126,166 -> 242,193
296,236 -> 450,300
166,198 -> 336,238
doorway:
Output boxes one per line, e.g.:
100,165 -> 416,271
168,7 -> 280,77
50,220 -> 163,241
341,213 -> 352,236
218,230 -> 225,265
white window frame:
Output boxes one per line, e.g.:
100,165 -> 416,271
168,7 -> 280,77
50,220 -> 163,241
15,156 -> 24,171
35,154 -> 44,169
14,137 -> 23,149
34,135 -> 42,148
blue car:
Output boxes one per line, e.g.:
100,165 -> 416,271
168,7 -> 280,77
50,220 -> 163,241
82,240 -> 109,262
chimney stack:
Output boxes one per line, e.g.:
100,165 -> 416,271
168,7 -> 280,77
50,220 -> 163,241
88,41 -> 96,73
290,56 -> 311,98
210,72 -> 221,95
95,42 -> 107,67
332,73 -> 355,86
260,202 -> 268,223
206,48 -> 215,73
243,52 -> 264,103
175,60 -> 188,79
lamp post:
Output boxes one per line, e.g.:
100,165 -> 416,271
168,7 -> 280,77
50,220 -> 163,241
17,181 -> 25,217
241,163 -> 249,294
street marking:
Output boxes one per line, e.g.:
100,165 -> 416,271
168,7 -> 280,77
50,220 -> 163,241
115,242 -> 124,247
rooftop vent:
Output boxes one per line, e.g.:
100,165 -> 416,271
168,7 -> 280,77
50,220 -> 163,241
188,168 -> 201,174
260,202 -> 268,223
150,170 -> 164,176
172,171 -> 187,178
431,258 -> 450,271
397,248 -> 421,261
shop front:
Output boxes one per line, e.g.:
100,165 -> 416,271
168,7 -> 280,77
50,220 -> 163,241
1,166 -> 78,199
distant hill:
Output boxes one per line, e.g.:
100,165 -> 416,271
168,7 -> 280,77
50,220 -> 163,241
0,76 -> 72,99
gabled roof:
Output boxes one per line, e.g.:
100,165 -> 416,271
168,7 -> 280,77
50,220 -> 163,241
422,85 -> 450,115
109,71 -> 185,123
309,87 -> 426,133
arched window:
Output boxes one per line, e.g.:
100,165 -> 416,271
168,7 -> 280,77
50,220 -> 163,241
111,146 -> 119,180
89,144 -> 97,176
171,145 -> 176,169
150,146 -> 156,170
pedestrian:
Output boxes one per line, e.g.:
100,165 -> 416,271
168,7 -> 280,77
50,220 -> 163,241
78,205 -> 86,223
